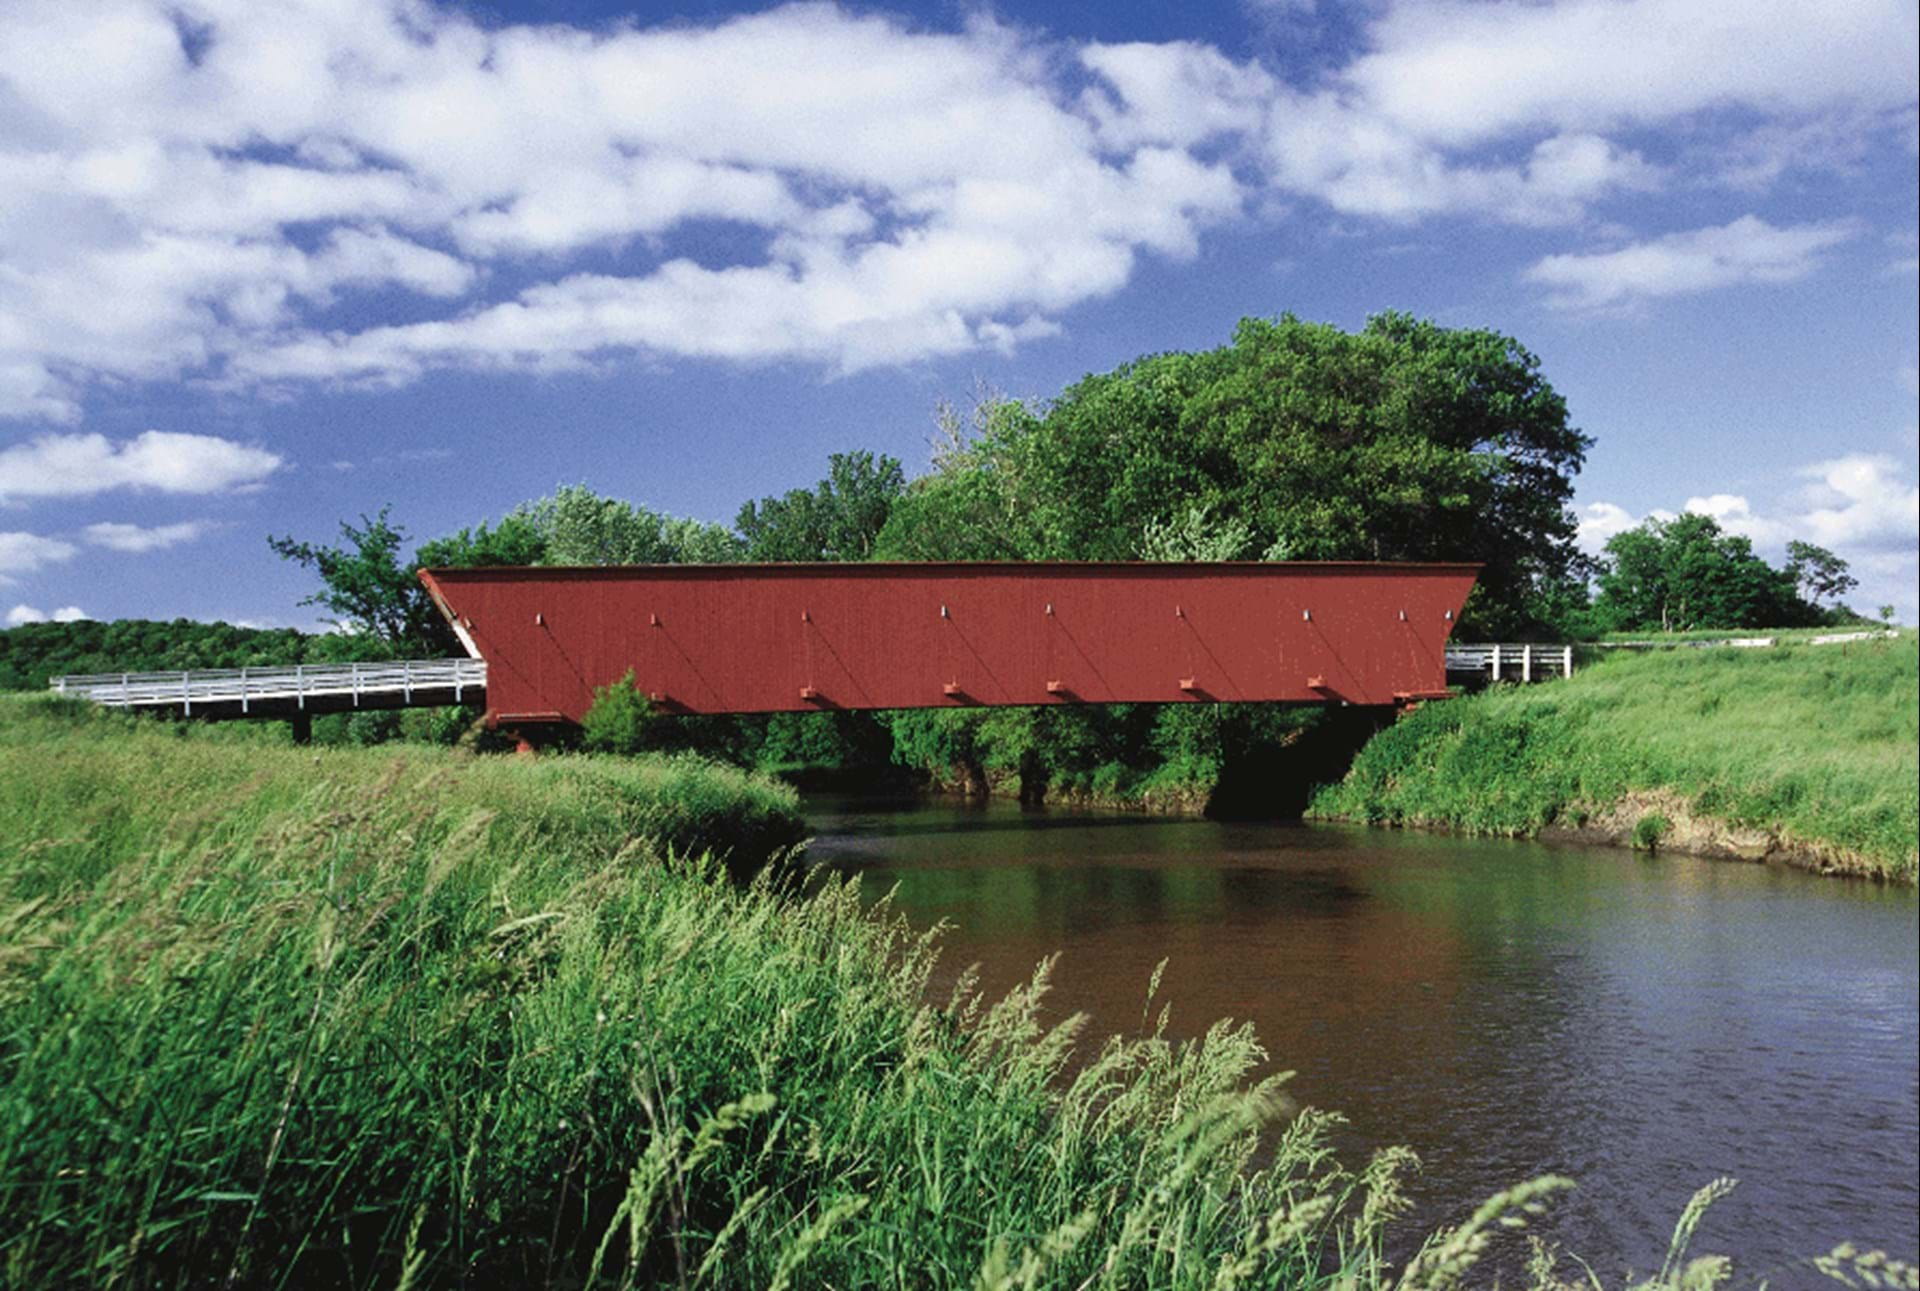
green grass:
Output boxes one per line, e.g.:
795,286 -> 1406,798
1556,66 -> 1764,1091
0,697 -> 1406,1288
1312,634 -> 1919,881
0,696 -> 1900,1287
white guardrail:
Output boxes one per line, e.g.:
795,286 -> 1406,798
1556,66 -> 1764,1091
51,658 -> 487,713
1593,629 -> 1900,650
1445,643 -> 1573,682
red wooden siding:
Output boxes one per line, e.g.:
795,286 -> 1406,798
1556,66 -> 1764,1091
418,562 -> 1478,724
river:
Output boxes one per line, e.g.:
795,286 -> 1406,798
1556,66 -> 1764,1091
807,795 -> 1920,1281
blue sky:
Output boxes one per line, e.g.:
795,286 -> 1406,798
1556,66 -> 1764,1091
2,0 -> 1915,629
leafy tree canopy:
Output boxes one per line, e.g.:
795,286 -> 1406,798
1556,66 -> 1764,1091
1592,513 -> 1823,632
515,484 -> 743,566
1784,540 -> 1859,608
735,450 -> 906,562
875,313 -> 1593,635
269,507 -> 544,655
272,488 -> 740,658
268,507 -> 444,652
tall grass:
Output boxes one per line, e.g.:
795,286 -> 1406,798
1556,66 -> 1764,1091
0,696 -> 1901,1287
1311,635 -> 1918,881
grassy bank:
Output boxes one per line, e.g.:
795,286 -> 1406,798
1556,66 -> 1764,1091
0,697 -> 1894,1287
1311,634 -> 1918,881
0,697 -> 1393,1287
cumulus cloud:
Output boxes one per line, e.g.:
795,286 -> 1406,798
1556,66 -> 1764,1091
0,0 -> 1911,413
1524,215 -> 1861,309
1575,500 -> 1642,555
1261,0 -> 1912,222
1797,453 -> 1920,551
1080,41 -> 1276,150
1338,0 -> 1914,148
0,531 -> 78,579
0,0 -> 1248,406
1682,493 -> 1790,546
0,431 -> 281,500
6,603 -> 88,625
82,520 -> 215,553
1265,116 -> 1662,226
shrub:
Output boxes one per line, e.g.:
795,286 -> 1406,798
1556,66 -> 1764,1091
581,667 -> 656,753
1633,812 -> 1672,852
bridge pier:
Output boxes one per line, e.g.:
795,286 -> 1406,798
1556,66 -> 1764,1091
289,713 -> 312,745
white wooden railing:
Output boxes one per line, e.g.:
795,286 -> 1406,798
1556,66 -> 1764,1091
51,658 -> 487,714
1445,643 -> 1574,683
1594,629 -> 1900,651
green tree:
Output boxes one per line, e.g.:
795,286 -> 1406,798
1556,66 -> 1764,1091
516,484 -> 742,565
1593,513 -> 1812,632
271,508 -> 547,656
1137,501 -> 1282,562
415,513 -> 547,573
268,507 -> 438,652
1784,540 -> 1858,608
735,450 -> 907,562
875,313 -> 1592,635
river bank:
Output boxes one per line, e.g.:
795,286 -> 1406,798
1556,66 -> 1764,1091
1310,633 -> 1918,883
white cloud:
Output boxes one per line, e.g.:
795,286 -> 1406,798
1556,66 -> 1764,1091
0,1 -> 1249,406
0,0 -> 1911,411
82,520 -> 215,553
1079,41 -> 1276,150
0,531 -> 77,577
1265,113 -> 1662,226
1711,113 -> 1884,191
234,150 -> 1236,382
1260,0 -> 1913,223
0,431 -> 282,500
1524,215 -> 1860,310
1340,0 -> 1915,148
6,603 -> 88,625
1682,493 -> 1789,546
1797,453 -> 1920,551
1575,500 -> 1640,555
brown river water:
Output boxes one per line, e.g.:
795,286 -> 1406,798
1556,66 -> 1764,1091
806,795 -> 1920,1282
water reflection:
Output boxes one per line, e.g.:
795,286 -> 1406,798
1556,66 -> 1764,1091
808,797 -> 1920,1279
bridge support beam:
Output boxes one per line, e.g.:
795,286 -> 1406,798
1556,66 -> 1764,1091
289,713 -> 312,745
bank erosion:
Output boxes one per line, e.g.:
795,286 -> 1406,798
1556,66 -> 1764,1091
1312,633 -> 1918,882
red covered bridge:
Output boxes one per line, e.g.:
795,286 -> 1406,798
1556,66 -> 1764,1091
417,561 -> 1478,734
